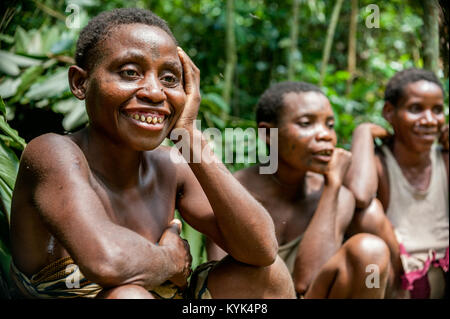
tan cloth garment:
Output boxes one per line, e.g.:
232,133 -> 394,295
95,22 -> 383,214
381,144 -> 449,298
10,256 -> 214,299
278,235 -> 303,276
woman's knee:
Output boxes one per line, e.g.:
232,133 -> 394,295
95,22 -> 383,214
207,255 -> 296,298
344,233 -> 391,275
97,284 -> 155,299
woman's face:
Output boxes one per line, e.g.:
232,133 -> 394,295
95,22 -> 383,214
276,91 -> 337,174
387,80 -> 445,153
83,23 -> 186,151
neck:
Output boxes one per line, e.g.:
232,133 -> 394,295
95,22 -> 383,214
81,126 -> 145,190
270,159 -> 308,198
391,139 -> 432,169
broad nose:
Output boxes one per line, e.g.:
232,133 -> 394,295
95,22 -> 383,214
316,124 -> 334,142
136,74 -> 165,103
420,109 -> 438,126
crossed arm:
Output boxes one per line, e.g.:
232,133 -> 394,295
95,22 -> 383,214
18,134 -> 187,290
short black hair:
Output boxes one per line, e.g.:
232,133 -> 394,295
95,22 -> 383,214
384,68 -> 444,107
256,81 -> 325,124
75,8 -> 177,70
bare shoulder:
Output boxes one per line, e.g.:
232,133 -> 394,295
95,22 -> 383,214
233,165 -> 261,186
149,145 -> 194,190
20,133 -> 90,180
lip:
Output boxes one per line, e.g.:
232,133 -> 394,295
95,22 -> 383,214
413,130 -> 438,142
120,110 -> 168,132
310,148 -> 334,163
311,154 -> 332,163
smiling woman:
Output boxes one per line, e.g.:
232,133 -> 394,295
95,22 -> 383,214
8,8 -> 295,300
68,23 -> 186,151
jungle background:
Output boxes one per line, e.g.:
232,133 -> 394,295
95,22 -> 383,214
0,0 -> 448,298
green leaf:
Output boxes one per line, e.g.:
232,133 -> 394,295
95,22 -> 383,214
0,100 -> 26,150
0,78 -> 22,99
201,92 -> 230,114
25,69 -> 69,100
27,31 -> 44,56
0,139 -> 20,190
0,34 -> 14,44
0,50 -> 41,68
13,27 -> 30,55
42,26 -> 60,54
50,38 -> 74,55
0,235 -> 12,286
0,59 -> 20,76
0,176 -> 13,222
9,65 -> 45,103
53,98 -> 88,131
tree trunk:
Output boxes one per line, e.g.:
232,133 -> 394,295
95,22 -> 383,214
422,0 -> 440,75
346,0 -> 358,95
319,0 -> 344,86
223,0 -> 237,114
438,0 -> 448,77
287,0 -> 300,81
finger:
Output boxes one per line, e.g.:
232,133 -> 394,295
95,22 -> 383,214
177,47 -> 199,94
177,47 -> 193,93
169,218 -> 182,234
177,47 -> 199,72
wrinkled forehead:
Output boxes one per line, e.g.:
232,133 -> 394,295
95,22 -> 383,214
281,91 -> 333,118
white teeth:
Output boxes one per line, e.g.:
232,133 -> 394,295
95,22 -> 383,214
158,117 -> 163,123
152,117 -> 158,124
146,116 -> 153,123
133,114 -> 140,120
140,115 -> 146,122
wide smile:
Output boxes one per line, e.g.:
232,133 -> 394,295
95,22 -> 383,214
120,109 -> 169,132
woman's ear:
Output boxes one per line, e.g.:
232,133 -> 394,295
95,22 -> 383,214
258,121 -> 275,145
382,101 -> 395,125
68,65 -> 88,100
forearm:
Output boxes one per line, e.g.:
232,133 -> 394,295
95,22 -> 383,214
345,124 -> 378,208
292,184 -> 341,293
66,225 -> 177,290
183,128 -> 278,265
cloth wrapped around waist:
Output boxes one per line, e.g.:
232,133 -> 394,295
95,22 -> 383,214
278,235 -> 303,276
10,257 -> 213,299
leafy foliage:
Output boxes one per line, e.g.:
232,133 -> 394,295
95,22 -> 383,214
0,98 -> 25,295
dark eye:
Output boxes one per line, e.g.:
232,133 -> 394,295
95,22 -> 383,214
408,104 -> 422,113
120,69 -> 139,78
161,74 -> 178,86
432,105 -> 443,114
298,121 -> 310,127
327,121 -> 335,129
